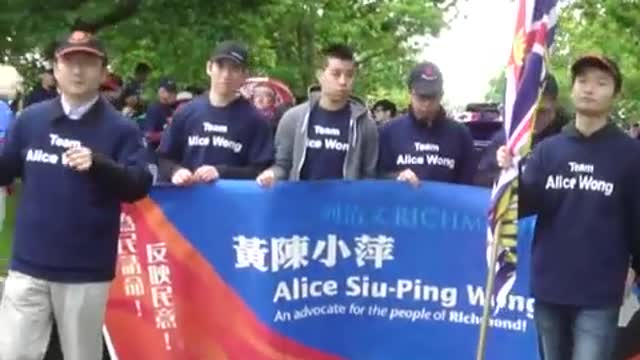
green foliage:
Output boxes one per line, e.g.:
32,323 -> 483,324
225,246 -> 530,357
482,0 -> 640,122
1,0 -> 457,99
366,87 -> 410,111
0,186 -> 18,275
484,69 -> 506,103
549,0 -> 640,121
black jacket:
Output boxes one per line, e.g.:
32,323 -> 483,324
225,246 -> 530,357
474,109 -> 569,187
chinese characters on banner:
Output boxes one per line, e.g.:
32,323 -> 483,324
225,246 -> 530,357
118,214 -> 143,312
117,211 -> 177,351
233,234 -> 395,272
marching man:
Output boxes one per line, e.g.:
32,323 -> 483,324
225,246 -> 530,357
0,31 -> 152,360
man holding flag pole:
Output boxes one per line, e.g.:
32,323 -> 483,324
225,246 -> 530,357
497,52 -> 640,359
479,1 -> 640,359
476,0 -> 559,359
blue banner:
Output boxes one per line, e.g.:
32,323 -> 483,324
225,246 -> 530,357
108,181 -> 538,360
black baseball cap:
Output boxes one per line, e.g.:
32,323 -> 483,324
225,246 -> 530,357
159,78 -> 177,93
408,62 -> 443,97
211,41 -> 249,67
55,31 -> 107,60
571,54 -> 622,93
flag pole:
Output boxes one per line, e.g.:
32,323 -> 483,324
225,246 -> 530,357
475,219 -> 503,360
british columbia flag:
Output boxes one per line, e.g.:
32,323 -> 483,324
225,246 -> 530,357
488,0 -> 560,311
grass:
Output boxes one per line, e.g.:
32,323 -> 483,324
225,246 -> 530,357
0,185 -> 18,276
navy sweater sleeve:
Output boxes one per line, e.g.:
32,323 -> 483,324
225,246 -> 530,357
455,125 -> 476,184
628,155 -> 640,275
518,143 -> 546,217
143,103 -> 170,147
0,115 -> 24,186
23,92 -> 36,108
376,124 -> 401,179
475,131 -> 505,186
89,124 -> 152,202
157,107 -> 187,179
143,104 -> 163,132
217,116 -> 274,179
24,89 -> 44,108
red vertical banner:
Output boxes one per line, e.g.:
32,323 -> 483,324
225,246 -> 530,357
105,202 -> 179,359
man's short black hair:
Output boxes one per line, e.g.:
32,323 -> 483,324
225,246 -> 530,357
319,44 -> 356,68
373,99 -> 397,117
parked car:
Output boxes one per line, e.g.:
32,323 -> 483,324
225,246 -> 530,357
460,103 -> 503,187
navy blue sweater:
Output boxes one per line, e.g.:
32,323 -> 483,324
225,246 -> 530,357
157,95 -> 274,180
377,110 -> 475,184
0,97 -> 152,282
24,86 -> 57,108
300,105 -> 351,180
521,122 -> 640,307
143,102 -> 176,147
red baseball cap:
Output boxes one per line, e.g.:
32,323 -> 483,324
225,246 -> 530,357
571,54 -> 622,92
55,31 -> 107,60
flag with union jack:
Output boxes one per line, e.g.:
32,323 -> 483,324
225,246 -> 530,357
488,0 -> 560,311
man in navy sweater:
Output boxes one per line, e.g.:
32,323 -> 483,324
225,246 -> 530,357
497,55 -> 640,360
158,41 -> 273,184
143,78 -> 178,149
476,74 -> 568,186
0,31 -> 152,360
24,69 -> 58,108
377,62 -> 474,185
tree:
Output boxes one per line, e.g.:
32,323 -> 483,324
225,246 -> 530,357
482,0 -> 640,121
1,0 -> 458,99
484,70 -> 506,103
549,0 -> 640,121
0,0 -> 268,89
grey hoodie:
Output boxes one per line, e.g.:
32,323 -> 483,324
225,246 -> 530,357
270,87 -> 378,181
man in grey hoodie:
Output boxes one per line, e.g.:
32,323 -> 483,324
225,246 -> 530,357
257,44 -> 378,186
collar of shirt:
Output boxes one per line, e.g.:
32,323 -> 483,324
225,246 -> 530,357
61,94 -> 100,120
